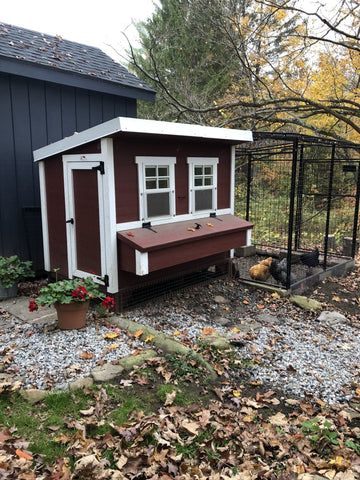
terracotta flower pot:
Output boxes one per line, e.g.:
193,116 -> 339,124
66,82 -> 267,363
54,300 -> 89,330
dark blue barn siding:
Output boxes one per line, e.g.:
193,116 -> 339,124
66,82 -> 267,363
61,87 -> 77,138
0,73 -> 17,256
0,72 -> 137,269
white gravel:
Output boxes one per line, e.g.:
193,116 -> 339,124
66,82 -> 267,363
0,320 -> 142,390
1,300 -> 359,406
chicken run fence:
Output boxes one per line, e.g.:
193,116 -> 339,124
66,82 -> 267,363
234,132 -> 360,291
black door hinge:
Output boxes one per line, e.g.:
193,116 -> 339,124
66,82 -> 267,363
92,161 -> 105,175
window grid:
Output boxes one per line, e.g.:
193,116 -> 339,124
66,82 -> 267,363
188,157 -> 218,214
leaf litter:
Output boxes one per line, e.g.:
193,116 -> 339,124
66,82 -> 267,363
1,265 -> 360,477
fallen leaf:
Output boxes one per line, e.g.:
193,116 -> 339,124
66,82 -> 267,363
243,300 -> 249,305
102,332 -> 119,339
181,420 -> 200,435
80,351 -> 94,359
0,427 -> 12,442
145,334 -> 155,343
133,330 -> 143,338
257,304 -> 265,309
15,448 -> 33,460
233,390 -> 241,397
202,327 -> 216,335
164,390 -> 177,406
172,331 -> 181,336
79,406 -> 95,416
268,412 -> 288,427
332,296 -> 341,302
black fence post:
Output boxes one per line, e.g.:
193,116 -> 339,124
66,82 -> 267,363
285,138 -> 298,289
352,159 -> 360,258
323,144 -> 336,270
246,152 -> 252,222
294,144 -> 304,250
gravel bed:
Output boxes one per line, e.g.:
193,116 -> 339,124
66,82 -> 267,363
0,319 -> 142,390
1,278 -> 359,405
237,317 -> 360,405
122,301 -> 360,406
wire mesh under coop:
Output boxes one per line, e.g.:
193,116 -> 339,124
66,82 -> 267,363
235,132 -> 360,289
117,259 -> 231,311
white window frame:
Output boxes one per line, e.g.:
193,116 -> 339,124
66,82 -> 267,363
187,157 -> 218,214
135,156 -> 176,221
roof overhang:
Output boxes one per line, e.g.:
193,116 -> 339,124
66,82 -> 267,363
33,117 -> 253,161
0,56 -> 156,103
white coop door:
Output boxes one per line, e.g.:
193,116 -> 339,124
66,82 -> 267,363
63,157 -> 107,285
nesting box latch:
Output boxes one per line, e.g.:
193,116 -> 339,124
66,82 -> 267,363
210,212 -> 222,221
92,161 -> 105,175
142,222 -> 157,233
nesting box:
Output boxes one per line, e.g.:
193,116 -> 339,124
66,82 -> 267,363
34,117 -> 253,308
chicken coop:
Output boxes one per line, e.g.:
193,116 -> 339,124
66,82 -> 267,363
34,116 -> 253,310
234,132 -> 360,291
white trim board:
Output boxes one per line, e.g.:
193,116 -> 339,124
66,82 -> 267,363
33,117 -> 253,161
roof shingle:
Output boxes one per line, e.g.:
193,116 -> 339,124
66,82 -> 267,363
0,22 -> 155,96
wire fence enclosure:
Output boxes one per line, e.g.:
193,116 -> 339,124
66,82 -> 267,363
235,132 -> 360,289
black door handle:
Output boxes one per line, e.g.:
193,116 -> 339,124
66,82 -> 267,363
66,218 -> 74,224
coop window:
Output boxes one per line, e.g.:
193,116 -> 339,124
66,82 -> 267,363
188,157 -> 218,213
136,157 -> 176,221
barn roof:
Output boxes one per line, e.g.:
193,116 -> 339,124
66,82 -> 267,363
33,116 -> 253,161
0,22 -> 156,101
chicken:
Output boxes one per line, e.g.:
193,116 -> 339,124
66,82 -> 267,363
300,247 -> 319,275
269,258 -> 297,286
249,257 -> 272,282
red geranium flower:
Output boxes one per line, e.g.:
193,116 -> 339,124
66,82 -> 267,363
28,299 -> 38,312
102,296 -> 115,309
72,285 -> 87,301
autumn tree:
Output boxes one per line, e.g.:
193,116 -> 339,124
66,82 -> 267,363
131,0 -> 238,122
129,0 -> 360,142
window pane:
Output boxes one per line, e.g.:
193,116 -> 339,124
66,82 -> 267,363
195,189 -> 212,211
158,166 -> 169,176
204,176 -> 213,186
147,192 -> 170,217
204,166 -> 212,175
158,179 -> 169,188
146,179 -> 157,189
145,167 -> 156,177
194,178 -> 203,186
194,166 -> 203,175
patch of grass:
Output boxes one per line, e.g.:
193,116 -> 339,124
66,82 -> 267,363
164,351 -> 207,382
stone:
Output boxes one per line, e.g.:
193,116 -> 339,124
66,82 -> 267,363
20,388 -> 47,404
289,295 -> 322,311
214,295 -> 229,304
0,295 -> 57,325
233,321 -> 262,333
68,376 -> 94,390
257,312 -> 280,324
213,316 -> 232,326
91,364 -> 124,382
198,334 -> 231,350
118,350 -> 157,371
317,310 -> 346,325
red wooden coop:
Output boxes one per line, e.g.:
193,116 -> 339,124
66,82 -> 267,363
33,117 -> 253,310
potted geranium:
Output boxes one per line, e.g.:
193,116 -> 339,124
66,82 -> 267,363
28,276 -> 114,330
0,255 -> 35,300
